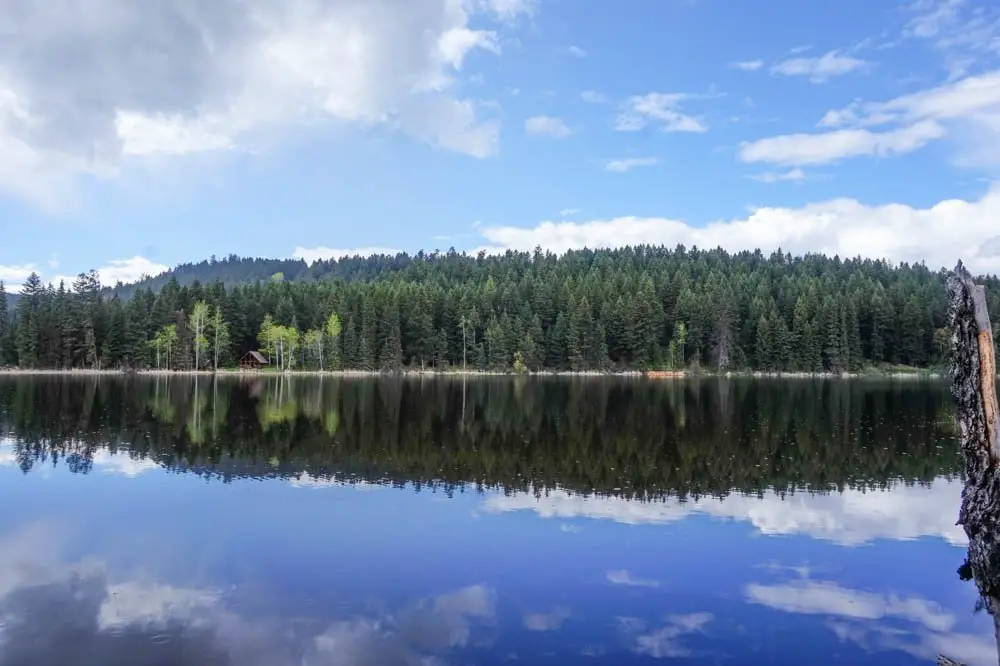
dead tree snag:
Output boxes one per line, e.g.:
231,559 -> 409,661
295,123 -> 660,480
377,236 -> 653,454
947,261 -> 1000,665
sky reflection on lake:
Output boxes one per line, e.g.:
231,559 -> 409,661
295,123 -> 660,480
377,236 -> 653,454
0,377 -> 991,665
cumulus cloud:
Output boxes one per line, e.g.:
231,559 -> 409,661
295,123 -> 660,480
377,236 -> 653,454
473,184 -> 1000,274
618,613 -> 713,659
47,256 -> 169,290
0,0 -> 524,207
580,90 -> 606,104
606,570 -> 660,588
0,521 -> 498,666
481,479 -> 967,547
770,51 -> 867,82
746,579 -> 956,631
90,450 -> 161,478
292,245 -> 400,264
97,256 -> 169,285
0,264 -> 37,291
604,157 -> 659,172
740,121 -> 946,166
614,93 -> 707,133
742,68 -> 1000,167
525,115 -> 572,138
523,606 -> 571,631
731,59 -> 764,72
747,167 -> 807,182
747,576 -> 997,666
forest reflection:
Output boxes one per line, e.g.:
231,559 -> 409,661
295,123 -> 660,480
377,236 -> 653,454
0,376 -> 959,499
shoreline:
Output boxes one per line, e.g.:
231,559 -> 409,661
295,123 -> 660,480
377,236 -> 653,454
0,367 -> 945,379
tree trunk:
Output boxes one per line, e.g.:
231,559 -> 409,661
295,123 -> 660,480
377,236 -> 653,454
947,261 -> 1000,666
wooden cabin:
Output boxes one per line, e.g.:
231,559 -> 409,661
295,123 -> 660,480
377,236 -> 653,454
239,351 -> 269,370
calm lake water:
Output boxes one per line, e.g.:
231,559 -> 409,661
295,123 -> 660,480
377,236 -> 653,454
0,376 -> 992,665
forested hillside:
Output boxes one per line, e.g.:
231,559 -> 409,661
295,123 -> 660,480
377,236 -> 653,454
0,247 -> 985,372
107,255 -> 310,298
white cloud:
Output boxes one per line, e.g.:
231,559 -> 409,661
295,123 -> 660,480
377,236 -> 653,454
474,185 -> 1000,273
559,208 -> 580,217
732,59 -> 764,72
606,570 -> 660,588
748,167 -> 807,182
481,479 -> 967,547
115,111 -> 236,157
0,0 -> 527,206
98,581 -> 221,631
0,264 -> 37,291
49,256 -> 168,288
567,45 -> 588,58
614,93 -> 707,133
619,613 -> 714,659
523,606 -> 571,631
0,442 -> 15,467
746,579 -> 955,631
604,157 -> 659,172
292,246 -> 400,264
96,256 -> 170,286
905,0 -> 964,39
0,439 -> 160,476
482,0 -> 537,21
770,51 -> 867,82
91,450 -> 160,477
289,474 -> 381,490
740,120 -> 945,166
904,0 -> 1000,79
581,90 -> 606,104
747,576 -> 997,666
0,523 -> 499,666
525,115 -> 572,139
746,69 -> 1000,167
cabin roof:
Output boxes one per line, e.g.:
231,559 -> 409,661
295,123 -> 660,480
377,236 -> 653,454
242,351 -> 269,364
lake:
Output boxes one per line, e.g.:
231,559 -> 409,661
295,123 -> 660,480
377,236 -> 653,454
0,376 -> 992,665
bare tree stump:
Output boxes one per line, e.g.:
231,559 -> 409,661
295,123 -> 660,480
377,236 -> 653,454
948,261 -> 1000,666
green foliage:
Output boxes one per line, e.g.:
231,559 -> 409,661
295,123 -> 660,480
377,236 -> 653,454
189,300 -> 210,370
1,247 -> 972,372
512,351 -> 527,374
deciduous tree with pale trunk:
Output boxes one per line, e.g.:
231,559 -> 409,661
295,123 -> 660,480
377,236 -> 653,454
190,301 -> 210,370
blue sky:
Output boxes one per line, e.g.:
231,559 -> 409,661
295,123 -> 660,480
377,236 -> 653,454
3,0 -> 1000,289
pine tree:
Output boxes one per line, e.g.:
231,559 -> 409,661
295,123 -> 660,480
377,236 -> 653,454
379,305 -> 403,371
755,315 -> 772,371
822,297 -> 843,373
434,328 -> 450,368
15,272 -> 44,367
0,282 -> 10,366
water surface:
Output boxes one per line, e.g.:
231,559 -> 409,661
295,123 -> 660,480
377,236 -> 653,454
0,376 -> 990,665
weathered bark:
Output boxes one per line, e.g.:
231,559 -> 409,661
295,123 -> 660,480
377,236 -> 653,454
947,261 -> 1000,666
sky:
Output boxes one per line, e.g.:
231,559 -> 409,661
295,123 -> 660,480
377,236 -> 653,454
3,0 -> 1000,290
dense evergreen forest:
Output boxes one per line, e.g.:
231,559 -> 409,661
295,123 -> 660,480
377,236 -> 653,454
0,376 -> 958,497
0,247 -> 988,372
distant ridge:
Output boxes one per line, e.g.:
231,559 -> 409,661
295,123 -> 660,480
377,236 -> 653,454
108,255 -> 311,298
